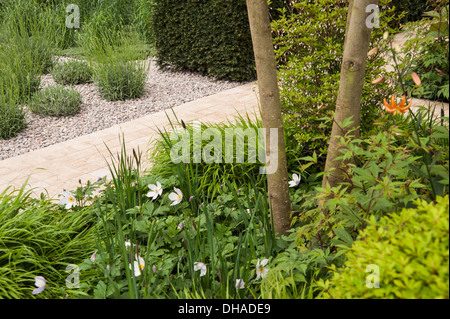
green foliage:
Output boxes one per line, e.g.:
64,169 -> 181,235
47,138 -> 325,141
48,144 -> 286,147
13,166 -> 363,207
0,76 -> 26,139
79,28 -> 149,101
52,60 -> 93,85
0,183 -> 99,299
401,3 -> 449,102
94,61 -> 147,101
317,195 -> 449,299
390,0 -> 433,23
294,110 -> 448,246
28,85 -> 83,116
149,111 -> 267,198
272,0 -> 399,164
0,36 -> 46,103
151,0 -> 282,81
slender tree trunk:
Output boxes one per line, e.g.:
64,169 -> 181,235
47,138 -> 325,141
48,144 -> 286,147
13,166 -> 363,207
246,0 -> 291,235
322,0 -> 378,190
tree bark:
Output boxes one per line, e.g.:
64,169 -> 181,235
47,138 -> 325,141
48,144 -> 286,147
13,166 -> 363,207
246,0 -> 291,235
322,0 -> 378,190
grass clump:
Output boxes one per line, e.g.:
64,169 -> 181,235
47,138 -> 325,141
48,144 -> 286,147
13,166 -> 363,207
52,60 -> 93,86
78,27 -> 149,101
0,76 -> 27,139
28,85 -> 83,117
0,183 -> 99,299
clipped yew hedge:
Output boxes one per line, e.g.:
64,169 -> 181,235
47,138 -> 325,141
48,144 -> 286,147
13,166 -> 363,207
151,0 -> 284,82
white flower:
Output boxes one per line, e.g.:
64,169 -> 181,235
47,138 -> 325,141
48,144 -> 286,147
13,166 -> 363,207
288,173 -> 301,187
256,258 -> 269,280
169,187 -> 183,206
32,276 -> 46,295
59,191 -> 77,209
130,255 -> 145,277
125,241 -> 131,249
177,221 -> 184,230
194,262 -> 207,277
146,181 -> 163,200
235,279 -> 245,289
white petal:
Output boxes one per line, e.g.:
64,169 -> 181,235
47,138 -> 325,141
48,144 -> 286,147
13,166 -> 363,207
260,259 -> 269,267
148,184 -> 157,191
194,262 -> 206,276
261,268 -> 269,278
34,276 -> 46,288
174,187 -> 183,197
292,173 -> 299,180
168,192 -> 178,201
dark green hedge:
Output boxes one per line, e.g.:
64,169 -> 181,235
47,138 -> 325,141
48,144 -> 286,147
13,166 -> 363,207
390,0 -> 433,23
151,0 -> 284,82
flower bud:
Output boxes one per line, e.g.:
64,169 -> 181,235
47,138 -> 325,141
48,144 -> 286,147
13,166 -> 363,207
367,47 -> 378,57
371,76 -> 385,84
411,72 -> 421,87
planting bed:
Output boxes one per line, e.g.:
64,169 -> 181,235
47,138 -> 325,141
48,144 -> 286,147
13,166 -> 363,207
0,57 -> 244,160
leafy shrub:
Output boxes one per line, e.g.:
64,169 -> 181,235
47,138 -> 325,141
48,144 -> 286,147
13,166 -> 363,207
390,0 -> 433,23
271,0 -> 400,166
401,4 -> 449,103
293,108 -> 449,249
317,195 -> 449,299
52,60 -> 93,85
28,85 -> 83,116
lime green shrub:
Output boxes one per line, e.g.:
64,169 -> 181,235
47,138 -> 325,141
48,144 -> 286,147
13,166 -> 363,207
52,60 -> 93,85
318,195 -> 449,299
28,85 -> 83,116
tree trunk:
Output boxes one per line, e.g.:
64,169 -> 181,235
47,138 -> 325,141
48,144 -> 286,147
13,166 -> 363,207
246,0 -> 291,235
322,0 -> 378,190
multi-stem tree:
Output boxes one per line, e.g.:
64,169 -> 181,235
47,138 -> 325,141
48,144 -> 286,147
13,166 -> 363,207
322,0 -> 379,189
246,0 -> 291,235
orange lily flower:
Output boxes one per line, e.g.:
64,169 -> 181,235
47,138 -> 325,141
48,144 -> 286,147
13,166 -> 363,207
383,95 -> 412,115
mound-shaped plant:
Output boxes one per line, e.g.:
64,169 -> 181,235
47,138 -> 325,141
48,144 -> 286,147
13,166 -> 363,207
94,60 -> 147,101
52,60 -> 93,85
28,85 -> 82,116
318,195 -> 449,299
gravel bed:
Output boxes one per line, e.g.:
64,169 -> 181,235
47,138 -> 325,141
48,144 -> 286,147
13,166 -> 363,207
0,57 -> 245,160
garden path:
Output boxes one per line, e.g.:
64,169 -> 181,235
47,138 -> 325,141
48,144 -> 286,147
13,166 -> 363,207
0,82 -> 260,199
